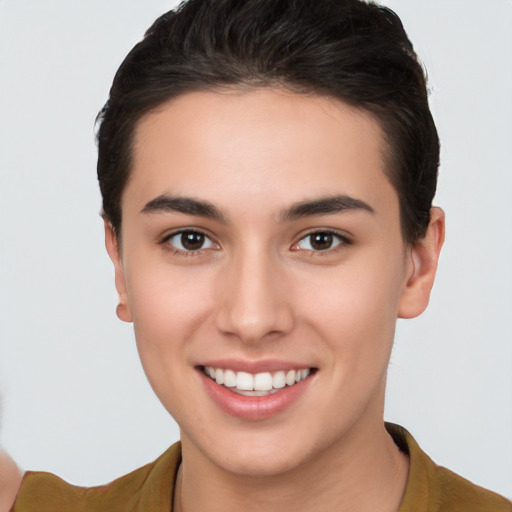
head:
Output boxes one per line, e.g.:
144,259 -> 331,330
97,0 -> 439,246
98,0 -> 444,478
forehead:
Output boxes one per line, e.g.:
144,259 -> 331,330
126,88 -> 397,221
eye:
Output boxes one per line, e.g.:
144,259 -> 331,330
295,231 -> 347,252
165,230 -> 218,252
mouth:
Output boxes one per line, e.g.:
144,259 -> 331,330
201,366 -> 315,396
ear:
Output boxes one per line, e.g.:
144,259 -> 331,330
104,220 -> 133,323
398,207 -> 445,319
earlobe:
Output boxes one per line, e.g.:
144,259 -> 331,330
104,220 -> 133,323
116,302 -> 132,323
398,207 -> 445,319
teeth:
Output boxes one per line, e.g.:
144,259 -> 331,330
254,372 -> 273,391
236,371 -> 254,391
224,369 -> 237,388
285,370 -> 296,386
215,368 -> 224,385
203,366 -> 313,393
272,371 -> 286,389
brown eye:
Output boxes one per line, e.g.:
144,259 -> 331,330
166,230 -> 217,252
310,232 -> 334,250
181,232 -> 205,250
296,231 -> 345,252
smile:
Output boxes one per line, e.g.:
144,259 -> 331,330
202,366 -> 313,396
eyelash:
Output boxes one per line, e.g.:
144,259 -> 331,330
160,229 -> 219,257
293,230 -> 352,256
160,229 -> 351,257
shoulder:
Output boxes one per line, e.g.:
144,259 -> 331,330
11,442 -> 181,512
386,424 -> 512,512
429,464 -> 512,512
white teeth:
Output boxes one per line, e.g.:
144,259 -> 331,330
285,370 -> 296,386
224,369 -> 237,388
203,366 -> 313,392
254,372 -> 273,391
236,371 -> 254,391
215,368 -> 224,385
272,371 -> 286,389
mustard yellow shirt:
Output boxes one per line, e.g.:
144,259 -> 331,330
12,425 -> 512,511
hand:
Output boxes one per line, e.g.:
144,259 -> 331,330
0,451 -> 23,512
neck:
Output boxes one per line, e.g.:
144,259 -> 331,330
174,421 -> 409,512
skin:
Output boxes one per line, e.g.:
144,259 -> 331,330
106,89 -> 444,512
0,451 -> 23,512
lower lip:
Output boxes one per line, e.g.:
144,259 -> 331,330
199,370 -> 313,421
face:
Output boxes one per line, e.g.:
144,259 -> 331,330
107,89 -> 441,477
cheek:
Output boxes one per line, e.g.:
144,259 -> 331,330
297,259 -> 405,429
124,258 -> 215,379
299,250 -> 406,364
127,272 -> 210,419
127,256 -> 213,329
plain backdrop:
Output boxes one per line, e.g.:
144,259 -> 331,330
0,0 -> 511,499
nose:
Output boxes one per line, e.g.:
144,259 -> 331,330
215,247 -> 294,344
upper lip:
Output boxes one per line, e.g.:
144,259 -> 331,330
197,359 -> 317,374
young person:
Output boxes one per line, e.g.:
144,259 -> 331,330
7,0 -> 512,510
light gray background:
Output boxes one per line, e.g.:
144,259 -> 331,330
0,0 -> 511,499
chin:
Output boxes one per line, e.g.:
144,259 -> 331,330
212,444 -> 309,478
184,423 -> 328,478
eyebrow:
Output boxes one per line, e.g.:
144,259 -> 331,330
140,193 -> 374,222
280,195 -> 375,221
141,194 -> 226,221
